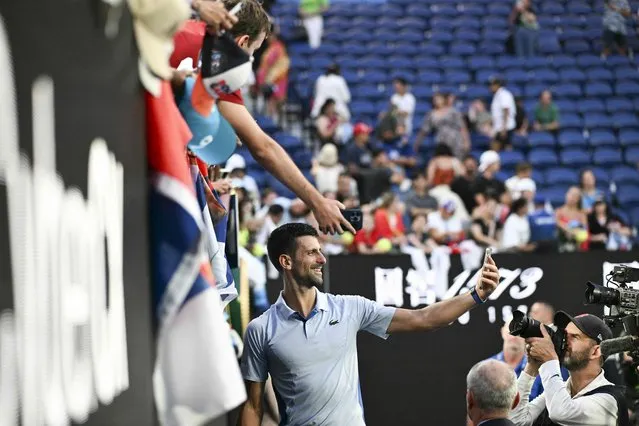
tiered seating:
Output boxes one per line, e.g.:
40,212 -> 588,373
271,0 -> 639,217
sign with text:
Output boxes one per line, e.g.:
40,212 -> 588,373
328,251 -> 639,426
0,1 -> 153,425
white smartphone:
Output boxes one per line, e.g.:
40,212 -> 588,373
479,248 -> 492,290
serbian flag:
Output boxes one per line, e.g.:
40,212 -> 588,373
147,82 -> 245,426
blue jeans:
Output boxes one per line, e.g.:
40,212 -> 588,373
515,27 -> 538,57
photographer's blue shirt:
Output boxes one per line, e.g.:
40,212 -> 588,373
241,289 -> 396,426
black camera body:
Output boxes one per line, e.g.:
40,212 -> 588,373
509,310 -> 567,359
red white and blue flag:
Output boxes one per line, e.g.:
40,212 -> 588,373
146,82 -> 245,426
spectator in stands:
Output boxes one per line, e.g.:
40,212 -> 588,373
509,0 -> 539,58
513,178 -> 536,212
502,198 -> 536,252
335,172 -> 359,205
532,91 -> 560,134
352,213 -> 380,254
407,215 -> 435,255
470,199 -> 501,248
404,173 -> 439,219
588,200 -> 633,251
414,93 -> 470,159
514,97 -> 529,136
299,0 -> 329,49
357,150 -> 404,204
372,192 -> 407,247
342,123 -> 372,175
390,78 -> 416,139
376,103 -> 406,144
468,99 -> 493,138
528,196 -> 557,252
505,162 -> 535,198
256,204 -> 286,248
426,200 -> 464,246
467,359 -> 519,426
256,30 -> 290,120
452,155 -> 480,214
530,301 -> 555,326
579,169 -> 604,213
489,77 -> 516,152
311,63 -> 351,120
471,150 -> 506,211
491,319 -> 528,377
225,153 -> 260,204
556,186 -> 588,252
602,0 -> 632,58
315,99 -> 342,145
312,143 -> 344,194
426,143 -> 465,187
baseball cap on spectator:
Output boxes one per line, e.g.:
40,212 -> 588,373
515,178 -> 536,194
554,311 -> 613,344
128,0 -> 190,80
225,153 -> 246,172
353,123 -> 372,136
478,150 -> 500,173
441,200 -> 456,214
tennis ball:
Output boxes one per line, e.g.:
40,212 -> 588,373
574,229 -> 589,243
341,232 -> 355,245
375,238 -> 393,253
239,229 -> 249,247
252,243 -> 266,257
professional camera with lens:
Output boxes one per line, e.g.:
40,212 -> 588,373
509,310 -> 566,358
584,265 -> 639,361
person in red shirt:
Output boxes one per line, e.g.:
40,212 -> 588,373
372,192 -> 407,246
172,0 -> 353,235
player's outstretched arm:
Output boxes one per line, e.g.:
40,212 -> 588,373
387,256 -> 499,333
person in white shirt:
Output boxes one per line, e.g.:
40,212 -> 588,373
311,64 -> 351,120
390,77 -> 416,138
501,198 -> 536,252
489,76 -> 516,151
426,200 -> 464,245
505,162 -> 535,197
511,311 -> 622,426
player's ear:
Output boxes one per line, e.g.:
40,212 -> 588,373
279,254 -> 293,271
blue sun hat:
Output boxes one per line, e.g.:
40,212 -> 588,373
178,76 -> 238,165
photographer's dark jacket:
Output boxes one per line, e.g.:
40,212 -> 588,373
509,360 -> 619,426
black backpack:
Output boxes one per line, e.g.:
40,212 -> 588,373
532,385 -> 629,426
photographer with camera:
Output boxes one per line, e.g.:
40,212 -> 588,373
509,311 -> 626,425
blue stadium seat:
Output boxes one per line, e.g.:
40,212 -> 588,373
538,187 -> 568,207
413,85 -> 434,99
487,3 -> 511,15
531,69 -> 559,84
611,166 -> 639,185
449,43 -> 477,56
542,2 -> 565,14
339,42 -> 367,55
559,28 -> 585,42
446,70 -> 472,84
626,146 -> 639,164
525,57 -> 550,69
479,42 -> 506,55
431,3 -> 458,17
406,4 -> 432,18
459,3 -> 485,15
455,31 -> 481,43
558,131 -> 587,148
577,55 -> 605,68
352,17 -> 377,30
560,68 -> 587,83
615,67 -> 639,81
419,44 -> 446,57
525,84 -> 546,99
383,56 -> 413,70
497,57 -> 526,70
616,82 -> 639,97
506,69 -> 529,84
500,151 -> 526,168
453,17 -> 482,30
584,113 -> 613,130
606,98 -> 634,113
440,56 -> 466,69
560,149 -> 592,167
468,56 -> 495,70
482,16 -> 508,29
417,70 -> 442,84
614,113 -> 639,130
397,17 -> 427,31
567,2 -> 591,14
554,83 -> 582,98
560,114 -> 584,129
395,43 -> 420,55
293,151 -> 314,169
546,167 -> 580,185
589,130 -> 617,147
430,31 -> 454,43
592,148 -> 623,167
529,148 -> 559,167
585,82 -> 613,97
590,167 -> 611,186
608,56 -> 633,67
528,132 -> 556,148
586,67 -> 613,81
577,99 -> 605,114
617,185 -> 639,210
555,99 -> 577,113
349,101 -> 379,115
619,129 -> 639,147
483,29 -> 510,42
552,56 -> 577,68
354,84 -> 385,100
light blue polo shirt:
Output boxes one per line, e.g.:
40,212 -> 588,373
241,289 -> 396,426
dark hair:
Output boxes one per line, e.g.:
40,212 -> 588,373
510,198 -> 528,216
320,98 -> 336,115
326,63 -> 340,75
223,0 -> 271,43
267,223 -> 319,271
579,169 -> 595,188
433,143 -> 453,157
463,154 -> 477,163
268,204 -> 284,216
393,77 -> 407,86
